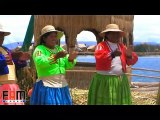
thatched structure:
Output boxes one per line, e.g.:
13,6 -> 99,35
34,15 -> 134,52
33,15 -> 134,87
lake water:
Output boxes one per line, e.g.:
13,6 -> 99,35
77,55 -> 160,82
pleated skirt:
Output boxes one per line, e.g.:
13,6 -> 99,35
30,80 -> 72,105
88,73 -> 132,105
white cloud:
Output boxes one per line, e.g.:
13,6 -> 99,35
60,30 -> 97,43
76,31 -> 96,42
134,15 -> 160,43
0,15 -> 31,45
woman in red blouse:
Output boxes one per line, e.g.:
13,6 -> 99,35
88,24 -> 138,105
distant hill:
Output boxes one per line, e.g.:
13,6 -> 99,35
63,41 -> 160,46
77,41 -> 97,47
62,41 -> 160,47
134,42 -> 160,46
3,41 -> 160,50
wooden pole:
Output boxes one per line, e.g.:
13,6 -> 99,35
21,15 -> 34,52
66,70 -> 160,80
132,67 -> 160,73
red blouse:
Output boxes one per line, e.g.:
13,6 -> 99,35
95,41 -> 138,72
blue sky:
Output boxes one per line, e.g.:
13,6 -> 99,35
0,15 -> 160,45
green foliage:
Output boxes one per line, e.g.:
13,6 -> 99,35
134,43 -> 160,52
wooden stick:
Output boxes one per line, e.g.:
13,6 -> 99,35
66,70 -> 160,80
125,73 -> 160,79
132,67 -> 160,73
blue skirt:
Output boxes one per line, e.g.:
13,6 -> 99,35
30,80 -> 72,105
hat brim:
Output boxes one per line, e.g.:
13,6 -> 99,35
37,30 -> 64,45
40,30 -> 64,40
99,29 -> 125,37
0,30 -> 11,36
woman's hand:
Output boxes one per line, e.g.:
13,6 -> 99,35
112,48 -> 122,56
12,51 -> 31,61
19,52 -> 31,61
68,51 -> 78,61
11,51 -> 23,59
5,54 -> 13,65
55,51 -> 67,59
49,51 -> 67,64
125,45 -> 133,58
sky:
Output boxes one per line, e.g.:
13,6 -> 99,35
134,15 -> 160,43
0,15 -> 31,45
0,15 -> 160,45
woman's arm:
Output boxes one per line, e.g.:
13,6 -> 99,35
33,48 -> 51,68
0,54 -> 7,68
12,51 -> 31,69
0,54 -> 9,75
123,44 -> 138,65
65,54 -> 77,69
126,52 -> 138,65
95,43 -> 113,62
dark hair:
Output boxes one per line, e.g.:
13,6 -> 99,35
39,31 -> 57,45
104,32 -> 110,41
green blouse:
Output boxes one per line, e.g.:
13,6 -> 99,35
33,45 -> 76,78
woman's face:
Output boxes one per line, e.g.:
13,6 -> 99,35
44,32 -> 57,48
107,32 -> 122,43
0,32 -> 5,46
